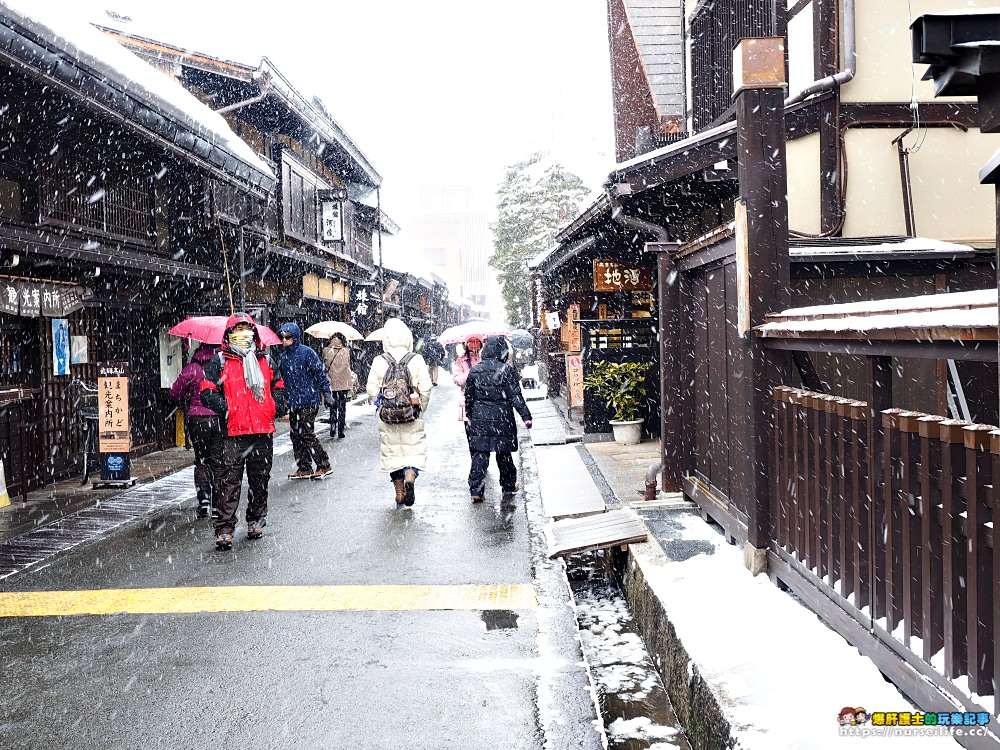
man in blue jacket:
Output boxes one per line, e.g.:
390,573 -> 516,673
277,322 -> 334,480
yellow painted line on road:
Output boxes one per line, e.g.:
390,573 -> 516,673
0,584 -> 537,618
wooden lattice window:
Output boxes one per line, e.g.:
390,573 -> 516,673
39,151 -> 154,246
689,0 -> 786,132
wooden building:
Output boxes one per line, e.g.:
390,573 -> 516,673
543,0 -> 1000,741
97,29 -> 396,339
0,5 -> 274,497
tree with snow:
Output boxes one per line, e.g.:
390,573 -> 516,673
490,153 -> 590,327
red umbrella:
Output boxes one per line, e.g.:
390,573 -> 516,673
168,316 -> 282,346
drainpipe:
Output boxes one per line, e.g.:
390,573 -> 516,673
605,184 -> 670,498
605,184 -> 670,242
215,73 -> 271,115
784,0 -> 856,106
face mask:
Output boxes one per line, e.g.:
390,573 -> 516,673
231,330 -> 254,349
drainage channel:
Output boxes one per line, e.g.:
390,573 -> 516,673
567,550 -> 691,750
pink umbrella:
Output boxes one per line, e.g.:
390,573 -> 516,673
168,316 -> 282,346
437,320 -> 510,345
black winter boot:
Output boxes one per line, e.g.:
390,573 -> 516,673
196,485 -> 212,517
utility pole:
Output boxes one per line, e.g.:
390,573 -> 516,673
376,186 -> 385,326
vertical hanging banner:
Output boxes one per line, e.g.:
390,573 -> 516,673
566,354 -> 584,408
97,361 -> 135,486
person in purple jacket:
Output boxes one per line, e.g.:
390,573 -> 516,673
169,342 -> 223,517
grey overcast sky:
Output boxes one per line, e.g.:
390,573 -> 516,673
43,0 -> 616,232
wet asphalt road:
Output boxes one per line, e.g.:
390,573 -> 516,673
0,381 -> 601,750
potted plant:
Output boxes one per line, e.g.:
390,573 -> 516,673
582,360 -> 654,445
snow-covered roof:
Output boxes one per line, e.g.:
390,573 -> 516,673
0,0 -> 274,193
790,237 -> 977,259
757,288 -> 998,339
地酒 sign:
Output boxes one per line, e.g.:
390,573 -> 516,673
593,259 -> 653,292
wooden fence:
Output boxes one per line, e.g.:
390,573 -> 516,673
773,386 -> 1000,723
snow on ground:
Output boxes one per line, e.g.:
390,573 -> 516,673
636,515 -> 968,749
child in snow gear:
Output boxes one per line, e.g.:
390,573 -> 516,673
278,322 -> 334,480
200,313 -> 287,550
366,318 -> 432,506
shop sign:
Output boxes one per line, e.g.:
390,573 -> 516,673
320,200 -> 343,242
0,280 -> 85,318
566,354 -> 584,407
351,285 -> 376,329
561,304 -> 581,352
98,362 -> 130,454
593,259 -> 652,292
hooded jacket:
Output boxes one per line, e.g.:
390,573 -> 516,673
365,318 -> 432,472
200,313 -> 287,437
464,336 -> 532,453
277,322 -> 332,410
168,343 -> 220,417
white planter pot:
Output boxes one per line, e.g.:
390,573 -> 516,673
609,419 -> 643,446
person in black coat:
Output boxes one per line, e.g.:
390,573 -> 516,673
465,336 -> 532,502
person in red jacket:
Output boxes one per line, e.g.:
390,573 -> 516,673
200,313 -> 287,551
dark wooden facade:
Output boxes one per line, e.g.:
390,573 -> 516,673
0,9 -> 272,496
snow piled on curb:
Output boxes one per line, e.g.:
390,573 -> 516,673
634,515 -> 961,749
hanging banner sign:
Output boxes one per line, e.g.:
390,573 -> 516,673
320,201 -> 344,242
566,354 -> 584,407
593,259 -> 653,292
351,285 -> 376,330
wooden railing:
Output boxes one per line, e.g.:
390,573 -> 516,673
773,386 -> 999,717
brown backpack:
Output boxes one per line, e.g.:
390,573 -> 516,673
377,352 -> 418,424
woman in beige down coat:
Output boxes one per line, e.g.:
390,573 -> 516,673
323,333 -> 353,439
366,318 -> 432,506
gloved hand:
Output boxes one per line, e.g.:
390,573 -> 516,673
524,420 -> 532,429
323,392 -> 334,408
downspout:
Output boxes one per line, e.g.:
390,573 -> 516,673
215,73 -> 271,115
605,184 -> 669,242
784,0 -> 857,106
605,184 -> 670,499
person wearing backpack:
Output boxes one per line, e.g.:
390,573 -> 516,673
365,318 -> 432,506
465,336 -> 532,503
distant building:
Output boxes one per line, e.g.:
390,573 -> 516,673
402,186 -> 490,310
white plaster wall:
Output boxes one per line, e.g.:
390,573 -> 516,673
844,0 -> 994,104
842,127 -> 1000,241
786,3 -> 815,99
787,132 -> 822,236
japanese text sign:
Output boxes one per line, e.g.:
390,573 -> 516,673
593,259 -> 652,292
98,362 -> 130,454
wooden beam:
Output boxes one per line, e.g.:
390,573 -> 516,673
734,38 -> 791,556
